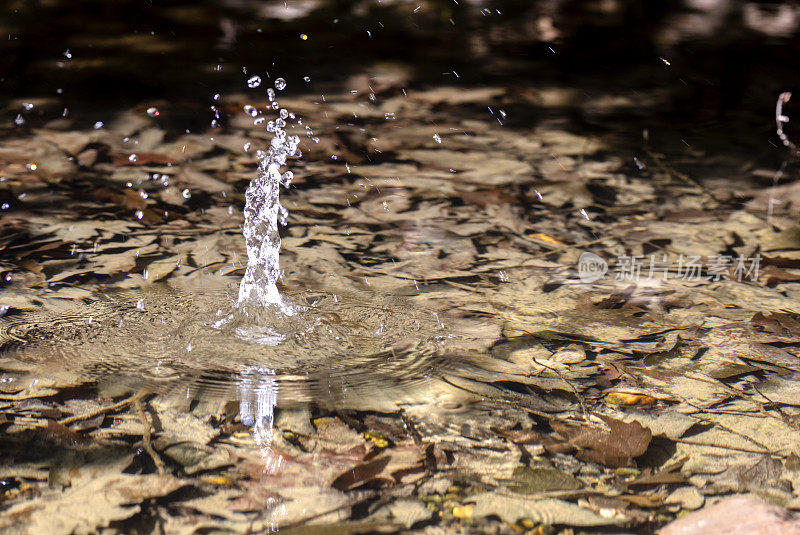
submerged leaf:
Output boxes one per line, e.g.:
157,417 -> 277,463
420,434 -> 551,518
549,415 -> 652,467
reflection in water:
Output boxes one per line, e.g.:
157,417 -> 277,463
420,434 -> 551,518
237,366 -> 279,447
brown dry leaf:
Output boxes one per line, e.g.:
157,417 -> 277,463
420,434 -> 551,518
332,443 -> 426,490
549,415 -> 652,467
332,455 -> 391,491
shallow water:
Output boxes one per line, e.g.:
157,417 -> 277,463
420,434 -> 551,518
3,1 -> 800,534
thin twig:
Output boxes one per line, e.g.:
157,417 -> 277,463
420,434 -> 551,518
674,438 -> 781,457
532,357 -> 590,422
59,392 -> 145,425
132,396 -> 166,475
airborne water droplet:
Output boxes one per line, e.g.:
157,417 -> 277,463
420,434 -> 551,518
433,134 -> 442,144
274,78 -> 287,91
182,189 -> 191,199
247,75 -> 262,88
14,114 -> 24,126
303,76 -> 311,82
129,154 -> 137,162
93,121 -> 104,129
147,107 -> 159,117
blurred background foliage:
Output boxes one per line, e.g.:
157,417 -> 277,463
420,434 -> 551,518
1,0 -> 799,138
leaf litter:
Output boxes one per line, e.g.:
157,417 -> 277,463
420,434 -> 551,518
2,46 -> 800,535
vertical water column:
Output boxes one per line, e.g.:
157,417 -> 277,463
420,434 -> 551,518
237,80 -> 300,315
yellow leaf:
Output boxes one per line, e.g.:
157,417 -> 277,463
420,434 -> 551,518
529,233 -> 564,245
605,392 -> 656,406
364,431 -> 390,448
453,504 -> 474,519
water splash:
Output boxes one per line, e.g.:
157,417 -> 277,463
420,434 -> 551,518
236,80 -> 300,315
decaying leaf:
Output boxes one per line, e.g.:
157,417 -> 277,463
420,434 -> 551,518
548,415 -> 652,467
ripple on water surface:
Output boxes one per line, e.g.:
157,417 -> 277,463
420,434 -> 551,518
0,280 -> 492,406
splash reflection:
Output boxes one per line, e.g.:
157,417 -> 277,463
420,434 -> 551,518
237,366 -> 278,447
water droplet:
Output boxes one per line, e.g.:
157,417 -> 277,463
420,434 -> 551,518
27,163 -> 37,171
274,78 -> 287,91
384,112 -> 396,120
64,49 -> 72,58
243,104 -> 258,117
275,118 -> 286,128
433,134 -> 442,144
300,33 -> 308,40
281,171 -> 293,186
23,103 -> 33,111
1,203 -> 9,210
182,189 -> 191,199
271,101 -> 280,110
135,210 -> 144,220
243,142 -> 252,152
279,109 -> 289,119
146,107 -> 160,117
186,343 -> 192,352
303,76 -> 311,82
14,114 -> 24,126
267,88 -> 276,102
139,191 -> 148,199
247,75 -> 262,88
129,154 -> 137,163
213,93 -> 221,101
93,121 -> 104,129
136,299 -> 145,311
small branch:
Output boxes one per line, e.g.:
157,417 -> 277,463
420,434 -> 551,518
59,392 -> 145,425
132,396 -> 166,475
532,357 -> 590,422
